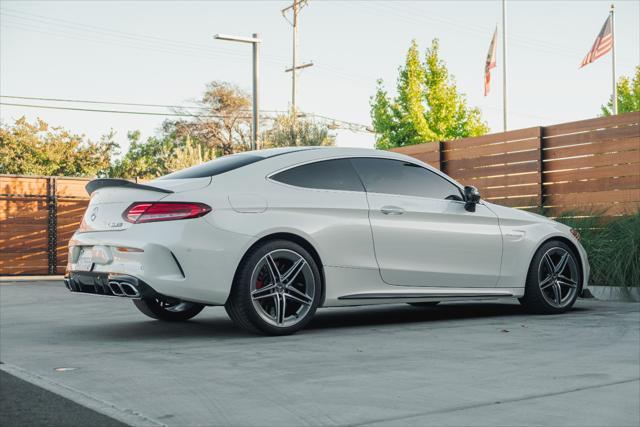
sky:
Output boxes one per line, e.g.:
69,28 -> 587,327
1,0 -> 639,153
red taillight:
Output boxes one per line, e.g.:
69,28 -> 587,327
123,202 -> 211,224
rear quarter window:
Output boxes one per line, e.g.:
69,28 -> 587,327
159,154 -> 263,180
271,159 -> 364,192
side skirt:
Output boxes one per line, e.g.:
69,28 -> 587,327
330,288 -> 523,307
338,291 -> 514,300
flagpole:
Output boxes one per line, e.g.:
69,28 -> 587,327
502,0 -> 508,131
610,3 -> 617,115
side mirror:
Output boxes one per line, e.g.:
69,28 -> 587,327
463,186 -> 481,212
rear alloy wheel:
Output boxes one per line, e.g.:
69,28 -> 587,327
225,240 -> 321,335
133,297 -> 205,321
520,240 -> 581,314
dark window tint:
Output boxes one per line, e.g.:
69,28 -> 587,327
159,154 -> 262,180
271,159 -> 364,192
351,158 -> 462,200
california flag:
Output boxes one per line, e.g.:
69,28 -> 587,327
484,26 -> 498,96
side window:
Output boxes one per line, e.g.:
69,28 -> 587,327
271,159 -> 364,192
350,158 -> 462,200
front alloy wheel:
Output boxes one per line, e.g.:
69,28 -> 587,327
520,240 -> 581,313
226,240 -> 321,335
537,247 -> 580,308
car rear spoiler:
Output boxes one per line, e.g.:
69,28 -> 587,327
85,179 -> 174,196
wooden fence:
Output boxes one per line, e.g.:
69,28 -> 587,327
1,112 -> 639,275
393,111 -> 640,216
1,176 -> 91,275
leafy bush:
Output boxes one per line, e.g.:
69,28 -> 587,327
556,211 -> 640,288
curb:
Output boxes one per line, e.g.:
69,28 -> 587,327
588,286 -> 640,302
0,363 -> 166,427
0,276 -> 64,282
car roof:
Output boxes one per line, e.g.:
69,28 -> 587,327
253,146 -> 409,160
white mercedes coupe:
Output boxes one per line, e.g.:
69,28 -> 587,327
65,147 -> 589,335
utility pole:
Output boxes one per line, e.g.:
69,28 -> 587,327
282,0 -> 313,116
214,33 -> 262,150
252,33 -> 260,147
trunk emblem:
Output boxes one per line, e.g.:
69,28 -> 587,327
90,207 -> 99,222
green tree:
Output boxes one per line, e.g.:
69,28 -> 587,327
601,66 -> 640,116
371,39 -> 488,149
262,110 -> 335,148
109,128 -> 179,179
0,117 -> 117,176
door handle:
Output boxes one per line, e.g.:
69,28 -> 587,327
380,206 -> 405,215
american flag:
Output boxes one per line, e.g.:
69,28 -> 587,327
580,15 -> 613,68
484,26 -> 498,96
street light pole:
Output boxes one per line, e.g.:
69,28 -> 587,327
252,33 -> 260,148
213,33 -> 262,150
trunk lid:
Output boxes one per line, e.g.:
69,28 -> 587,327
78,177 -> 210,232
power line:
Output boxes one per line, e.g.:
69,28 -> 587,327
0,102 -> 253,119
363,2 -> 580,57
0,95 -> 285,113
0,101 -> 374,133
0,7 -> 371,83
1,95 -> 207,111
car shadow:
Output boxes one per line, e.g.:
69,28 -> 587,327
63,302 -> 592,341
308,302 -> 590,330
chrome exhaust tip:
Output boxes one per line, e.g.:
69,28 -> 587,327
108,281 -> 124,296
107,281 -> 140,298
120,283 -> 140,298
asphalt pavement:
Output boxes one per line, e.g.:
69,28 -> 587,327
1,280 -> 638,426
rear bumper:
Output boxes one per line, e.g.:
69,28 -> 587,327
67,217 -> 253,305
65,271 -> 158,299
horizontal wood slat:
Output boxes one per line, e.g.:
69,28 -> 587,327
544,124 -> 639,149
544,150 -> 640,172
449,161 -> 538,180
463,173 -> 539,188
489,196 -> 539,208
544,137 -> 639,159
442,127 -> 540,150
0,176 -> 48,196
544,112 -> 640,137
544,163 -> 640,183
482,184 -> 540,199
546,189 -> 640,206
544,175 -> 640,195
445,138 -> 539,161
445,149 -> 538,171
546,202 -> 639,216
56,179 -> 91,198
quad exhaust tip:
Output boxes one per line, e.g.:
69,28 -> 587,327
108,281 -> 141,298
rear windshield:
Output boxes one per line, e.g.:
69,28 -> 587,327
159,154 -> 263,180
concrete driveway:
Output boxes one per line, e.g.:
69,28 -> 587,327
1,280 -> 639,427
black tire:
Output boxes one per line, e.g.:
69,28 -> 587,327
225,239 -> 322,335
133,297 -> 205,321
519,239 -> 582,314
407,302 -> 440,307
